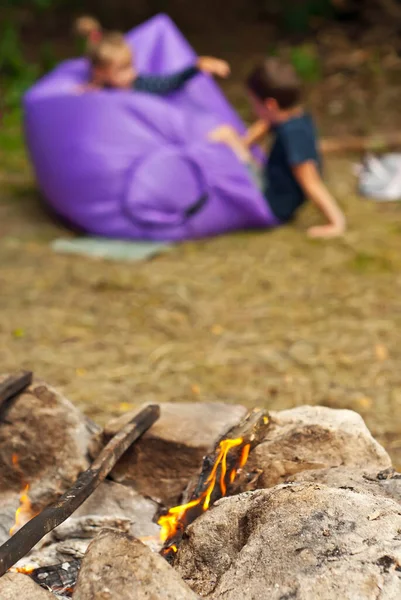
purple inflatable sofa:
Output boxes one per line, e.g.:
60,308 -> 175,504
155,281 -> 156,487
23,14 -> 279,241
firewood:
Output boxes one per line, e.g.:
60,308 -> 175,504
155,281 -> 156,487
0,404 -> 160,577
160,408 -> 270,561
0,371 -> 33,413
30,560 -> 81,597
185,408 -> 270,502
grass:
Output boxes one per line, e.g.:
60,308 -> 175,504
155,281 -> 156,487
349,251 -> 395,274
0,107 -> 28,175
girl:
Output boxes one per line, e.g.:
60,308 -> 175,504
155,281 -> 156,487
75,16 -> 230,94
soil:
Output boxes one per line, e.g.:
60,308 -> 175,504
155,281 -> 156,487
1,18 -> 401,468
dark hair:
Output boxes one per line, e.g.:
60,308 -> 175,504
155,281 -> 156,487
246,58 -> 302,109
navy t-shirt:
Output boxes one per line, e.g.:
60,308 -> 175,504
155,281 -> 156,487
264,114 -> 321,222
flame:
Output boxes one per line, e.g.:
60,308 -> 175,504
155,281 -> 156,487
10,565 -> 36,575
239,443 -> 251,468
9,455 -> 35,536
158,437 -> 251,551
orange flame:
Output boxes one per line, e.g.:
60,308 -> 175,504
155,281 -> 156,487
10,565 -> 36,575
158,437 -> 251,550
9,454 -> 35,536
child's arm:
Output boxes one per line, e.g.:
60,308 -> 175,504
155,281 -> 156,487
197,56 -> 230,78
243,119 -> 269,148
135,57 -> 230,96
208,125 -> 253,163
292,161 -> 346,238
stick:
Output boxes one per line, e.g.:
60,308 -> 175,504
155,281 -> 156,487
0,371 -> 33,410
0,404 -> 160,577
320,132 -> 401,155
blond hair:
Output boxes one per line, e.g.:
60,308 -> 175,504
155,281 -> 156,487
74,15 -> 131,68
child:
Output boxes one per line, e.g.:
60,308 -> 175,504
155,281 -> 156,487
208,58 -> 346,239
75,16 -> 230,94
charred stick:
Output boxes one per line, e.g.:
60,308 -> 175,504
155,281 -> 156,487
0,404 -> 160,577
182,408 -> 270,505
0,370 -> 33,411
160,408 -> 270,561
217,407 -> 270,446
30,560 -> 81,597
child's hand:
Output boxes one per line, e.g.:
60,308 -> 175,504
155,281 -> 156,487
208,124 -> 237,143
307,224 -> 346,239
76,82 -> 99,93
208,125 -> 252,163
243,119 -> 269,148
197,56 -> 230,78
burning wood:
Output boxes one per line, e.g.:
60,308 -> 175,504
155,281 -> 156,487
30,560 -> 80,598
0,404 -> 160,578
158,409 -> 270,561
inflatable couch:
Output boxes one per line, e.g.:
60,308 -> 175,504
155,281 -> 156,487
24,14 -> 280,241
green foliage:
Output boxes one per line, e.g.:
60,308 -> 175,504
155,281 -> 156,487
0,107 -> 26,174
0,21 -> 27,78
0,3 -> 59,110
290,44 -> 322,82
1,0 -> 55,8
40,41 -> 58,73
281,0 -> 334,32
0,23 -> 39,110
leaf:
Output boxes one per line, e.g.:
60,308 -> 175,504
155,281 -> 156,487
375,344 -> 389,361
118,403 -> 134,412
290,45 -> 322,83
356,396 -> 373,410
12,328 -> 25,338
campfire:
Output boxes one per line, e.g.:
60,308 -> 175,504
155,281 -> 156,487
0,371 -> 270,597
1,370 -> 399,599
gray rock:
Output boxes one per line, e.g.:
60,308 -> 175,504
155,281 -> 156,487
73,530 -> 199,600
0,378 -> 101,544
14,538 -> 90,571
0,491 -> 21,549
71,479 -> 160,539
176,483 -> 401,600
0,572 -> 53,599
289,466 -> 401,504
244,406 -> 391,490
14,480 -> 161,570
52,515 -> 131,541
105,402 -> 247,505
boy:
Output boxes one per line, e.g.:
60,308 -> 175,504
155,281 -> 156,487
208,58 -> 346,239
